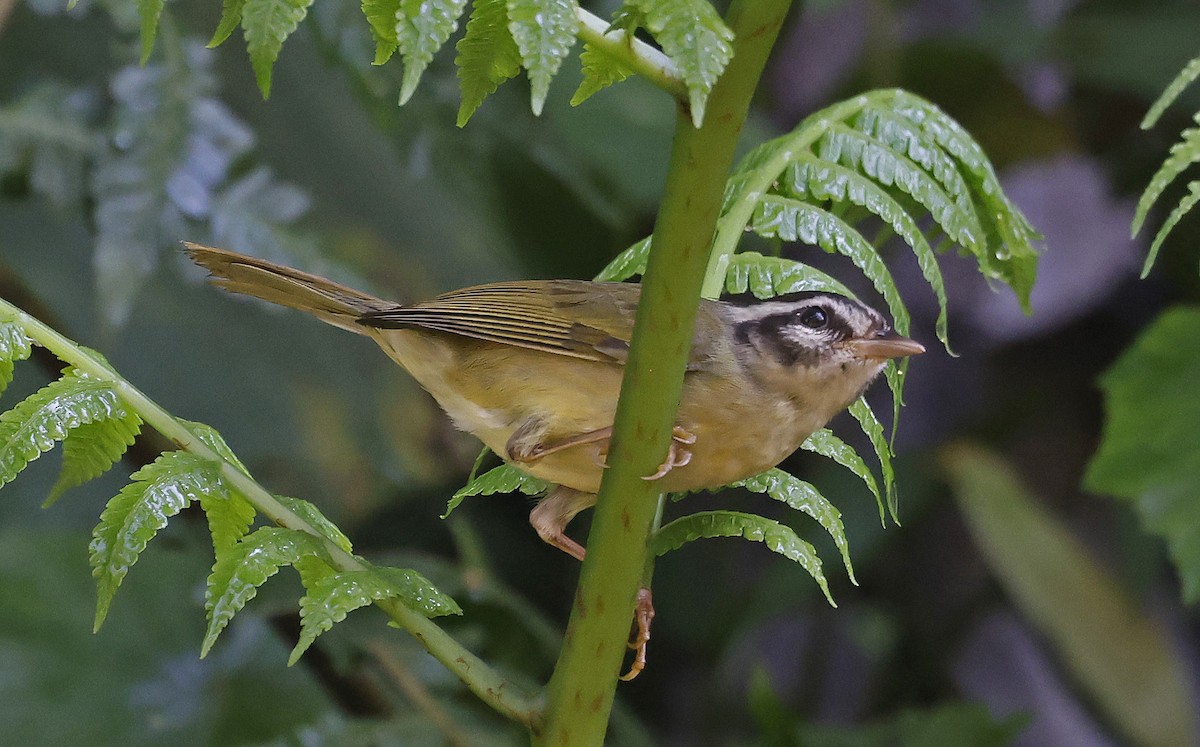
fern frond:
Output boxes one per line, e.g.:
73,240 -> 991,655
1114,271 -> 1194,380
507,0 -> 578,115
291,564 -> 462,664
722,253 -> 854,299
572,43 -> 633,107
241,0 -> 315,98
277,494 -> 354,553
360,0 -> 401,64
455,0 -> 524,126
1146,181 -> 1200,276
443,463 -> 549,518
730,469 -> 855,583
652,510 -> 834,605
1143,54 -> 1200,129
90,451 -> 226,631
138,0 -> 166,63
848,397 -> 895,525
627,0 -> 733,127
209,0 -> 249,47
397,0 -> 470,105
202,526 -> 329,657
800,428 -> 882,520
46,406 -> 142,507
0,320 -> 33,398
595,237 -> 651,281
0,370 -> 130,489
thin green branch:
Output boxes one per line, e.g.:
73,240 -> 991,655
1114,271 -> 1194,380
536,0 -> 793,743
574,6 -> 687,104
0,297 -> 541,729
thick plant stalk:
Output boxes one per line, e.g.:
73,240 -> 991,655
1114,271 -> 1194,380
535,0 -> 793,743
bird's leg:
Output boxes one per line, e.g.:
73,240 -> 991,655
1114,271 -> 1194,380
506,423 -> 613,464
529,486 -> 656,681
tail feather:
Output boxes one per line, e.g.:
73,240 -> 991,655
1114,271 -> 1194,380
185,242 -> 394,333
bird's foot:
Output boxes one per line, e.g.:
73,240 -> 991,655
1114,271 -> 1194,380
642,427 -> 696,481
619,587 -> 655,681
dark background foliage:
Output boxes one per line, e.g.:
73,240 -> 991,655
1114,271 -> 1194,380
2,0 -> 1199,744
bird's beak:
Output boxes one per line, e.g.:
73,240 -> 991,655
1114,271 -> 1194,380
843,330 -> 926,360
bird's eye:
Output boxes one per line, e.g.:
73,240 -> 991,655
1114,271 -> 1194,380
798,307 -> 828,329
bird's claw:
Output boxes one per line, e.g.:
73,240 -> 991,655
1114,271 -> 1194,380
642,428 -> 696,481
619,587 -> 655,681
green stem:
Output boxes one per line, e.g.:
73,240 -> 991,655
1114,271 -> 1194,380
536,0 -> 793,743
575,7 -> 687,103
0,298 -> 542,728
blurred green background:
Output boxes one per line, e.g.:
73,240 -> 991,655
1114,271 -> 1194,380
2,0 -> 1200,744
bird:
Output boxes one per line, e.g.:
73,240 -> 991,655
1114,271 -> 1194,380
184,242 -> 925,678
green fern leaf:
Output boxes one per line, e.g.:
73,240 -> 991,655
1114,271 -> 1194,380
277,494 -> 353,553
138,0 -> 166,63
45,405 -> 142,507
801,428 -> 882,518
455,0 -> 523,126
199,488 -> 257,556
0,320 -> 33,398
180,419 -> 253,476
241,0 -> 315,98
202,526 -> 328,657
848,397 -> 896,525
1133,121 -> 1200,240
397,0 -> 469,105
0,370 -> 128,489
885,91 -> 1039,308
571,42 -> 633,106
595,237 -> 650,281
290,564 -> 462,664
751,195 -> 910,340
507,0 -> 578,115
731,469 -> 855,583
628,0 -> 733,127
1145,181 -> 1200,279
652,510 -> 834,605
784,152 -> 950,350
360,0 -> 400,64
1143,54 -> 1200,129
722,253 -> 854,299
444,463 -> 549,518
209,0 -> 248,46
90,451 -> 225,631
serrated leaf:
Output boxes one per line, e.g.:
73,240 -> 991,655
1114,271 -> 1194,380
731,469 -> 855,583
594,236 -> 650,281
444,464 -> 549,518
507,0 -> 577,115
800,428 -> 882,516
200,487 -> 257,556
290,564 -> 461,664
1143,181 -> 1200,277
45,405 -> 142,507
1143,54 -> 1200,129
202,526 -> 328,657
652,510 -> 834,605
209,0 -> 249,46
0,320 -> 33,398
361,0 -> 401,64
396,0 -> 469,105
276,494 -> 353,553
0,370 -> 127,489
848,397 -> 896,526
722,253 -> 854,299
751,195 -> 910,341
137,0 -> 166,63
571,42 -> 632,106
241,0 -> 315,98
1086,307 -> 1200,603
628,0 -> 732,127
455,0 -> 523,126
90,451 -> 226,630
948,443 -> 1197,747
